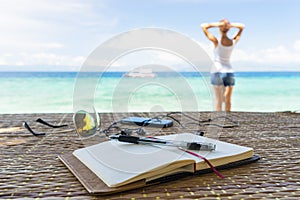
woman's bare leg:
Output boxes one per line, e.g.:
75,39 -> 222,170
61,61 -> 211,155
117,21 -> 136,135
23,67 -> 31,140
224,86 -> 234,112
213,86 -> 224,111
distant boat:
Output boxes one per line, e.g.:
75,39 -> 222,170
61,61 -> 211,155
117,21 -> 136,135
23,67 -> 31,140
124,69 -> 157,78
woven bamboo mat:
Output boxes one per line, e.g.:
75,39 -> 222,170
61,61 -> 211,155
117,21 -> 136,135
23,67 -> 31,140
0,112 -> 299,199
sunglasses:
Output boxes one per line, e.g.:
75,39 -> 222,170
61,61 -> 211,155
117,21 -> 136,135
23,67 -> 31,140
72,110 -> 240,140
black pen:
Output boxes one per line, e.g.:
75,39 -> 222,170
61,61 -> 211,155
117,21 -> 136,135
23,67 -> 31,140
109,135 -> 216,151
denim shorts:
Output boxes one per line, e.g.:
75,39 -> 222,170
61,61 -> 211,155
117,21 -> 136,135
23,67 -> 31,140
211,73 -> 235,86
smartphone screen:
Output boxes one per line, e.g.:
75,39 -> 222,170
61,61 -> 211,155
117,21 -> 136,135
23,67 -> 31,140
120,117 -> 173,128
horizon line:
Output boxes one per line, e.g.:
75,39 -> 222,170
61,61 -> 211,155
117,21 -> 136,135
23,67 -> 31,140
1,70 -> 300,73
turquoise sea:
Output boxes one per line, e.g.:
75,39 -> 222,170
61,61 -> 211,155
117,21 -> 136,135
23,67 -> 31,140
0,71 -> 299,114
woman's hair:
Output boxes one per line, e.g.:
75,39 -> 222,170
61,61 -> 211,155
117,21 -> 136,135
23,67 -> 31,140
220,19 -> 230,24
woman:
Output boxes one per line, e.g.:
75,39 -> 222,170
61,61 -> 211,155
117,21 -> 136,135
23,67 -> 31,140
201,19 -> 244,112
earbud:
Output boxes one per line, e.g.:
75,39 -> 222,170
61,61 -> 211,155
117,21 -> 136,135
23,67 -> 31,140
136,128 -> 146,135
120,128 -> 146,136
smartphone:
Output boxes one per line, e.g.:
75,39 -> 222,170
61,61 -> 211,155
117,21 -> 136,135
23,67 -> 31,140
120,117 -> 173,128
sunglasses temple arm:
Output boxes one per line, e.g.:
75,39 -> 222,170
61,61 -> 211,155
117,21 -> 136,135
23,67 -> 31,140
23,122 -> 46,136
36,118 -> 68,128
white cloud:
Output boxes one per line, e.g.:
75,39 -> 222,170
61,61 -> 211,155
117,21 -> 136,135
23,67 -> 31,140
106,39 -> 300,72
28,53 -> 84,66
0,0 -> 118,68
0,52 -> 84,69
230,40 -> 300,71
110,50 -> 197,72
293,40 -> 300,51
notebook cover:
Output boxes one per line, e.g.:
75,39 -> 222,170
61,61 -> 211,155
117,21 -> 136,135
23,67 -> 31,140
58,152 -> 149,194
58,152 -> 260,195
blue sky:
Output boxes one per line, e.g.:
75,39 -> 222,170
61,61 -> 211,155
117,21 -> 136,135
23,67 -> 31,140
0,0 -> 299,71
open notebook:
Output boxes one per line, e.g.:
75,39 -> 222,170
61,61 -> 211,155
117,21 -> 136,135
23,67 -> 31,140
59,133 -> 259,194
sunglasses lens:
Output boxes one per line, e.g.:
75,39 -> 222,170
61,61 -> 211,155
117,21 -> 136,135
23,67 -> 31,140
73,110 -> 97,138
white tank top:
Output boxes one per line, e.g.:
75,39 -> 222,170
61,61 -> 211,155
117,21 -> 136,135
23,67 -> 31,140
211,41 -> 235,73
